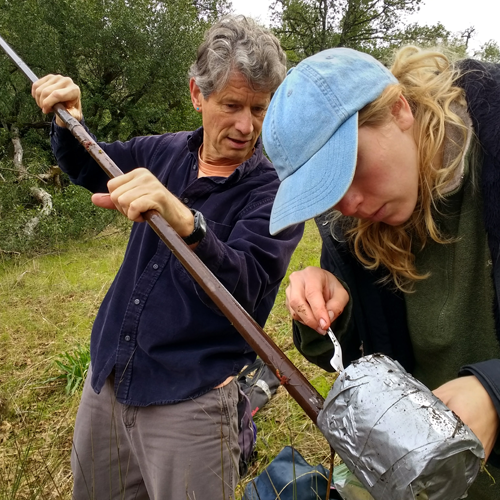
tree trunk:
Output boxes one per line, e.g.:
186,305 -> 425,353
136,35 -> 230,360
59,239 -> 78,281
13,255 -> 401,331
24,187 -> 53,238
38,166 -> 63,190
11,125 -> 28,180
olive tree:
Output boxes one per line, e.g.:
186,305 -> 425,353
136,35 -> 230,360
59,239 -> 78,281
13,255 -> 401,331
0,0 -> 224,253
270,0 -> 457,64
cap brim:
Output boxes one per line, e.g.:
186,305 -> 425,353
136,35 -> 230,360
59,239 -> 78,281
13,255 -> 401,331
269,113 -> 358,235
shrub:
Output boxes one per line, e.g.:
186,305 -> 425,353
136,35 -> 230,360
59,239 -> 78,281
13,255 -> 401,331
0,167 -> 122,256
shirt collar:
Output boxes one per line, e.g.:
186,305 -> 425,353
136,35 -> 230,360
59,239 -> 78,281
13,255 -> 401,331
187,127 -> 265,182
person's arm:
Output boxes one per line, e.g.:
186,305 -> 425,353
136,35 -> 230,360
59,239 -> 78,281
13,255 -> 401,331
50,120 -> 143,192
188,190 -> 304,318
34,74 -> 198,242
34,74 -> 136,192
434,360 -> 500,464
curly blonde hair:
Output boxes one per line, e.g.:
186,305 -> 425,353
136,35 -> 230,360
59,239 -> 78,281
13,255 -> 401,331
340,46 -> 469,292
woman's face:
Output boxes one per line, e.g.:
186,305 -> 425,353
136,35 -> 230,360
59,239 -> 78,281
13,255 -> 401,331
334,97 -> 420,226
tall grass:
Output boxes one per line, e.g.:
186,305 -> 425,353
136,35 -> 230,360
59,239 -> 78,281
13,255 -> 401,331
0,229 -> 129,498
0,221 -> 335,498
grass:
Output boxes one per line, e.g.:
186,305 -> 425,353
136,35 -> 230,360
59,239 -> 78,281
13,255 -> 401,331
0,221 -> 337,499
0,229 -> 128,498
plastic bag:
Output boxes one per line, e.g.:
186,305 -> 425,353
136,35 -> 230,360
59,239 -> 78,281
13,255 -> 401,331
333,463 -> 374,500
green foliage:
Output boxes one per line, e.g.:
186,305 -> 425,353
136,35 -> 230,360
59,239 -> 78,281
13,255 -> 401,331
0,426 -> 66,500
43,184 -> 120,239
51,345 -> 91,396
270,0 -> 469,64
0,0 -> 216,142
0,0 -> 230,258
0,232 -> 128,495
476,40 -> 500,63
0,171 -> 120,255
271,0 -> 420,60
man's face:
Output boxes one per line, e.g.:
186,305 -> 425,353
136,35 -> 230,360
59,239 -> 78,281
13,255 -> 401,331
190,72 -> 271,166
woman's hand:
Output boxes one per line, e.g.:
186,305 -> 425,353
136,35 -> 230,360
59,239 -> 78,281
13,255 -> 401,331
32,74 -> 82,126
286,266 -> 349,335
433,376 -> 499,459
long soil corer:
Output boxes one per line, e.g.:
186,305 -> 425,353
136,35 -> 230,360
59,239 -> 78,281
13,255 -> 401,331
0,35 -> 324,423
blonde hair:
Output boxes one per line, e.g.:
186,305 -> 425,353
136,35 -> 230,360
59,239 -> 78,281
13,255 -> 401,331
340,46 -> 469,292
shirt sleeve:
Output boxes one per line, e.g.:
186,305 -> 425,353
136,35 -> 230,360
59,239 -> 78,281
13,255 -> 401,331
191,200 -> 304,322
292,277 -> 353,371
50,119 -> 109,192
50,118 -> 163,193
459,359 -> 500,466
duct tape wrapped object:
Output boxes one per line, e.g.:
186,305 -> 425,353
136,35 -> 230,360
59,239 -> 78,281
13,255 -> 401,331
318,354 -> 484,500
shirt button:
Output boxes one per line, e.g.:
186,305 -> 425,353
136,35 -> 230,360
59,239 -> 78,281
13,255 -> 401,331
125,335 -> 131,342
152,263 -> 159,270
134,298 -> 140,305
192,165 -> 197,170
183,198 -> 189,204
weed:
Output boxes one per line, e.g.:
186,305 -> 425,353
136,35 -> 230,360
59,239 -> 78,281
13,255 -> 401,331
50,345 -> 91,395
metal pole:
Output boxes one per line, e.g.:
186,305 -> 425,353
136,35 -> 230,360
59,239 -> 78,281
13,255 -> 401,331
0,35 -> 324,422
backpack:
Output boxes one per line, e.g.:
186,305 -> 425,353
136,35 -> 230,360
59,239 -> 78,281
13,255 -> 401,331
243,446 -> 338,500
237,358 -> 280,415
237,359 -> 280,477
237,385 -> 257,477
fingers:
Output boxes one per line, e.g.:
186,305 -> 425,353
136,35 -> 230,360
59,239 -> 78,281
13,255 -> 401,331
91,193 -> 118,211
107,169 -> 163,222
92,171 -> 169,222
322,284 -> 348,328
286,267 -> 349,334
105,169 -> 194,233
32,74 -> 82,125
286,285 -> 321,332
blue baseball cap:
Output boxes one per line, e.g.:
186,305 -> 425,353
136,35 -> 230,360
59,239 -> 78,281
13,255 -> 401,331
263,48 -> 398,235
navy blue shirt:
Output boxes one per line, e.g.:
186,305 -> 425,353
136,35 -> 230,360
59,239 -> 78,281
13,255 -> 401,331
51,122 -> 304,405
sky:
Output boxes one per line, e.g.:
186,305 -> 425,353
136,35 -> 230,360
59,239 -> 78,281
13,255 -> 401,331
230,0 -> 498,53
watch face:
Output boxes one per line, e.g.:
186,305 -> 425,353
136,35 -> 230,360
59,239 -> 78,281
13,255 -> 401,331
199,213 -> 207,232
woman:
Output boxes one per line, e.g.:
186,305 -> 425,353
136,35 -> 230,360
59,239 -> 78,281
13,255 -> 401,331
262,46 -> 500,499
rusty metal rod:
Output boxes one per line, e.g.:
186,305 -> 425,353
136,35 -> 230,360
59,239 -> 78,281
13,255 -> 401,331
0,35 -> 324,423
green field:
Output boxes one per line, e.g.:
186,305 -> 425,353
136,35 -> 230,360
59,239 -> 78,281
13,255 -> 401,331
0,221 -> 337,498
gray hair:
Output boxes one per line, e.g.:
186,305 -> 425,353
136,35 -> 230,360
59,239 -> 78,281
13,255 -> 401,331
189,15 -> 286,98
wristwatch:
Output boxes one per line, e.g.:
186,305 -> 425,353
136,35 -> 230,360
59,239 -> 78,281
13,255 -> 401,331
182,209 -> 207,245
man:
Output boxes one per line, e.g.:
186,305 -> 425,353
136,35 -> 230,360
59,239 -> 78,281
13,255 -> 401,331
33,16 -> 303,500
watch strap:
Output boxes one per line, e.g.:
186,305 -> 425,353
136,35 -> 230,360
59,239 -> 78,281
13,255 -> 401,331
182,209 -> 207,245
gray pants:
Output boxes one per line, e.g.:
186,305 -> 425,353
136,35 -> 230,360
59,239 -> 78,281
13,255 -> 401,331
71,366 -> 240,500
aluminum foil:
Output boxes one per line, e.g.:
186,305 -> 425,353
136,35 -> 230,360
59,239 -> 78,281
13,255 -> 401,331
317,354 -> 484,500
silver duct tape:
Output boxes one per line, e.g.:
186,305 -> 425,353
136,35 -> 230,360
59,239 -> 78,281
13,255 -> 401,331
317,354 -> 484,500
